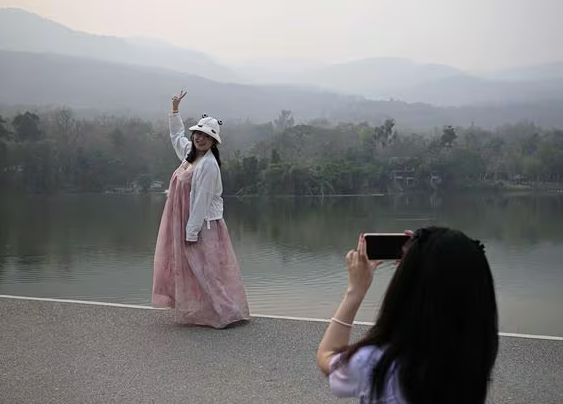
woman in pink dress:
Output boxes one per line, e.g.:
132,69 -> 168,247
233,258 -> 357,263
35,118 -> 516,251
152,90 -> 250,328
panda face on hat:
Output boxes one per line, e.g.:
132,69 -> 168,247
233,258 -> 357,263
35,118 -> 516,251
188,114 -> 223,144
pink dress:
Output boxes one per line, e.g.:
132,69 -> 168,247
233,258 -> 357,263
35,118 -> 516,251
152,162 -> 250,328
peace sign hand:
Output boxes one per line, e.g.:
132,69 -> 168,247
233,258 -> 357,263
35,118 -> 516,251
345,233 -> 382,295
172,90 -> 187,111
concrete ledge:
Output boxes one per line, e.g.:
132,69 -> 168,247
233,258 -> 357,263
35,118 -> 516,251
1,297 -> 562,404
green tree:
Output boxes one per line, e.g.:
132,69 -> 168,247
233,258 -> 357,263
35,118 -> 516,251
375,118 -> 397,148
0,115 -> 11,141
12,112 -> 42,142
2,107 -> 563,195
361,119 -> 397,158
273,110 -> 295,132
441,125 -> 457,148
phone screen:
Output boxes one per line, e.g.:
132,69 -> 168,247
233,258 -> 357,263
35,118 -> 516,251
364,233 -> 411,260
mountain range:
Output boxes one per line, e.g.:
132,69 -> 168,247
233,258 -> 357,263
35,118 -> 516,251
0,7 -> 239,83
238,54 -> 563,104
1,7 -> 563,129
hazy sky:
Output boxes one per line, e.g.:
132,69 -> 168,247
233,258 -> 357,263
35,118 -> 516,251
1,0 -> 562,70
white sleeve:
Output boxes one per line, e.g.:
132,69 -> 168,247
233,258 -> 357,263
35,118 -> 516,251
185,160 -> 219,242
328,347 -> 378,398
169,112 -> 192,161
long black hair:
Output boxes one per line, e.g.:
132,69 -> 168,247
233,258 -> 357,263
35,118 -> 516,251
186,131 -> 221,167
336,226 -> 498,404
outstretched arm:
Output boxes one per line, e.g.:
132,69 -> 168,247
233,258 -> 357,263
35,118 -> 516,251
168,90 -> 191,160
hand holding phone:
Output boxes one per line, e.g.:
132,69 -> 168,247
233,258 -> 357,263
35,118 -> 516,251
363,233 -> 411,261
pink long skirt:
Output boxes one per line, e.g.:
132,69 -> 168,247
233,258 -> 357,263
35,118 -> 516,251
152,164 -> 250,328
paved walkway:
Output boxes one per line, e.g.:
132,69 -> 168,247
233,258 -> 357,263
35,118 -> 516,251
1,297 -> 562,403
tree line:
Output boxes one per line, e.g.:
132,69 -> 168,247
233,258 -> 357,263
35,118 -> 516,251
1,108 -> 562,195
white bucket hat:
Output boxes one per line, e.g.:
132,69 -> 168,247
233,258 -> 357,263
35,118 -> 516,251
188,114 -> 223,144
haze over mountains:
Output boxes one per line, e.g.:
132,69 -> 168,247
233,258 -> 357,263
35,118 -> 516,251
0,7 -> 240,83
1,7 -> 562,129
241,58 -> 563,106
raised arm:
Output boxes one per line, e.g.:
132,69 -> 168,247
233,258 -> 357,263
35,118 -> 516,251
169,90 -> 192,161
169,112 -> 192,160
317,234 -> 382,375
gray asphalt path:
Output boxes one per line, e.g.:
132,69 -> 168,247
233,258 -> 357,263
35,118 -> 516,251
1,298 -> 561,403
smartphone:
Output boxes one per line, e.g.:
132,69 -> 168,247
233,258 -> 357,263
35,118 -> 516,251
364,233 -> 411,260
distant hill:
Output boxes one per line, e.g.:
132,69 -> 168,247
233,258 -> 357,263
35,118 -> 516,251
484,62 -> 563,82
392,75 -> 563,106
2,7 -> 562,108
0,50 -> 364,122
1,50 -> 563,130
0,7 -> 239,83
287,57 -> 466,95
270,57 -> 563,106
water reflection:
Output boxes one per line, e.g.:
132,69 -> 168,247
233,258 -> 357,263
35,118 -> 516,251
1,192 -> 562,336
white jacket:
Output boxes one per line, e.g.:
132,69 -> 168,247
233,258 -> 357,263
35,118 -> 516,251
169,112 -> 224,242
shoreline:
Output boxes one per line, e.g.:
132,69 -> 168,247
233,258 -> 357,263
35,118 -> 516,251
2,186 -> 563,197
2,294 -> 562,341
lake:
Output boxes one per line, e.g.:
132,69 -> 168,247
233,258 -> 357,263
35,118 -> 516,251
1,192 -> 562,337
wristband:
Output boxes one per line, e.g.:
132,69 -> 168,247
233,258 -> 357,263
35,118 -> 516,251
331,317 -> 353,328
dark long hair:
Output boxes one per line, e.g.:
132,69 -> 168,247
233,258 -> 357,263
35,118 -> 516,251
186,131 -> 221,167
337,226 -> 498,404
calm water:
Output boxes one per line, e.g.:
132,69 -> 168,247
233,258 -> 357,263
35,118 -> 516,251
1,192 -> 562,336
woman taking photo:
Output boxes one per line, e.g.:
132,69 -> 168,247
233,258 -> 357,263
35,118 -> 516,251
317,227 -> 499,404
152,90 -> 250,329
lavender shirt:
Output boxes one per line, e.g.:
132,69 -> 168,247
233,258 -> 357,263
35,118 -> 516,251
328,346 -> 406,403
